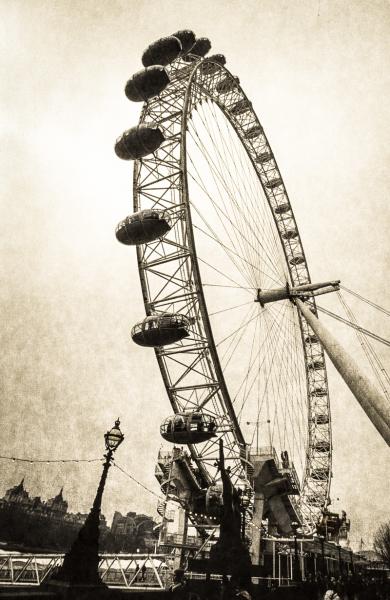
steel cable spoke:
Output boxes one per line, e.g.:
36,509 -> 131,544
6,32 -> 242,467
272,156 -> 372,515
187,154 -> 258,287
187,114 -> 285,286
206,100 -> 288,284
197,100 -> 285,278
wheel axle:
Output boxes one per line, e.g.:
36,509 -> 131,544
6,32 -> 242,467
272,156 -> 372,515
255,280 -> 340,307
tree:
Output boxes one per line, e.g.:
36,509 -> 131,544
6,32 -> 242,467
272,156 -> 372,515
373,522 -> 390,568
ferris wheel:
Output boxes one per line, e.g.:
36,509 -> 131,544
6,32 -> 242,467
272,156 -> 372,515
114,31 -> 335,534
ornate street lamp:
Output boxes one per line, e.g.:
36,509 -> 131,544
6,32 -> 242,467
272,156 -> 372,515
48,419 -> 124,593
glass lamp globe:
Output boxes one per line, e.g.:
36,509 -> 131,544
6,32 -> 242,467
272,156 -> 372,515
104,418 -> 124,452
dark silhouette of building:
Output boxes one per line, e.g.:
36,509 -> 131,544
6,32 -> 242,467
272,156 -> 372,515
2,479 -> 69,518
111,511 -> 158,552
0,479 -> 156,553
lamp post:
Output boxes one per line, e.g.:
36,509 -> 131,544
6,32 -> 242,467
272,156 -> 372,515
49,419 -> 124,593
291,521 -> 301,582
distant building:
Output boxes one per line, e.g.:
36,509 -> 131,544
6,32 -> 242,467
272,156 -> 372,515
111,511 -> 158,551
0,479 -> 108,529
45,488 -> 68,515
111,511 -> 137,536
0,479 -> 155,552
357,549 -> 382,562
3,479 -> 30,507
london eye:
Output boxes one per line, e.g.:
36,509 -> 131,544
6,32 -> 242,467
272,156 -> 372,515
114,31 -> 389,550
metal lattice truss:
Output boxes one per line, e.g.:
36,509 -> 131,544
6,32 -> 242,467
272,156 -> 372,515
132,54 -> 332,530
0,553 -> 172,589
0,554 -> 63,586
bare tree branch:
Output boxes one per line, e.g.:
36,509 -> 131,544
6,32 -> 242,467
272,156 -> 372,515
373,522 -> 390,569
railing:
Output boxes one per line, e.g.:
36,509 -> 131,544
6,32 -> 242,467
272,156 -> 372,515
164,533 -> 203,547
280,461 -> 300,495
251,446 -> 279,467
186,572 -> 295,587
0,554 -> 63,586
0,553 -> 173,589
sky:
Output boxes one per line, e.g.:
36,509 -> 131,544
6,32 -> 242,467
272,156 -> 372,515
1,0 -> 389,549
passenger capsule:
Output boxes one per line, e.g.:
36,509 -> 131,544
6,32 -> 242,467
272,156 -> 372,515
215,76 -> 240,94
255,152 -> 273,164
125,66 -> 170,102
115,125 -> 164,161
230,99 -> 252,116
131,313 -> 190,347
281,229 -> 298,240
305,335 -> 319,344
187,37 -> 211,57
289,255 -> 305,266
312,387 -> 327,397
245,125 -> 263,140
313,414 -> 329,425
308,359 -> 324,370
160,412 -> 217,444
172,30 -> 196,55
200,54 -> 226,75
115,209 -> 172,245
311,468 -> 329,481
265,177 -> 283,189
142,36 -> 182,67
314,441 -> 331,453
274,203 -> 290,214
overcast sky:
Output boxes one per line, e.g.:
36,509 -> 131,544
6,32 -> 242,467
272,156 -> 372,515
1,0 -> 389,549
